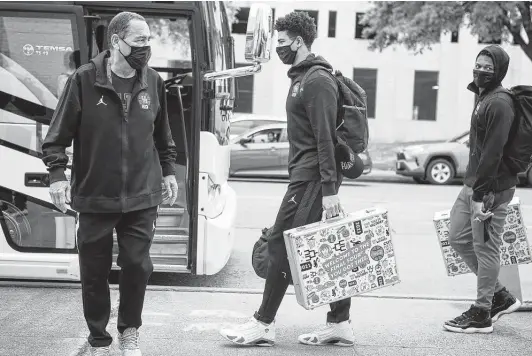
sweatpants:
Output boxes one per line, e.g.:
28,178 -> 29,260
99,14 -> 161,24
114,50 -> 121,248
449,185 -> 515,310
77,206 -> 158,347
254,179 -> 351,324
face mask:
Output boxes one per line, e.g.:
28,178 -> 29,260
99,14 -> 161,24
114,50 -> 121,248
473,69 -> 494,88
119,39 -> 151,70
276,40 -> 298,65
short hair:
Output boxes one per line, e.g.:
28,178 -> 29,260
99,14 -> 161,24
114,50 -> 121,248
275,11 -> 317,49
107,11 -> 146,47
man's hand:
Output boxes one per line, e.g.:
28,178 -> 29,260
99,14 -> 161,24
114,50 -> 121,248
162,175 -> 178,206
49,180 -> 70,213
472,201 -> 493,223
322,194 -> 345,221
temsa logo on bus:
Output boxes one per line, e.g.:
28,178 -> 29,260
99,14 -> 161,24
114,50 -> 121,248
23,44 -> 74,56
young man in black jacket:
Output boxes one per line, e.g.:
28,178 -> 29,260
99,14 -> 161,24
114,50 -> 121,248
444,45 -> 521,334
220,11 -> 354,347
42,12 -> 178,356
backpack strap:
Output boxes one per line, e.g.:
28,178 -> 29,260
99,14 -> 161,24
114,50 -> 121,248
300,65 -> 335,91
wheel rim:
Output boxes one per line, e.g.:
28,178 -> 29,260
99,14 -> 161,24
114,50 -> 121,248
431,163 -> 451,183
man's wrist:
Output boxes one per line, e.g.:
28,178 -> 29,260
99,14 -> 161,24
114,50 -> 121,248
322,182 -> 336,197
472,190 -> 484,203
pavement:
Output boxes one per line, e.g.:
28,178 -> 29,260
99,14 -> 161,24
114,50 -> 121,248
1,286 -> 532,356
3,180 -> 532,355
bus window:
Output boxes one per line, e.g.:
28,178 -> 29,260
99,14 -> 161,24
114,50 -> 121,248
0,10 -> 81,253
0,11 -> 80,154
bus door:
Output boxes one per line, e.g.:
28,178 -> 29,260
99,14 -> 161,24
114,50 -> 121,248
0,3 -> 88,280
81,2 -> 201,273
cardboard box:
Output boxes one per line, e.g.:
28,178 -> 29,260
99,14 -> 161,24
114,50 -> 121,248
284,207 -> 400,310
434,197 -> 532,277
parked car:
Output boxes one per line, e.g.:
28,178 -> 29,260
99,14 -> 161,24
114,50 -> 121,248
395,131 -> 532,185
230,114 -> 286,140
230,123 -> 372,178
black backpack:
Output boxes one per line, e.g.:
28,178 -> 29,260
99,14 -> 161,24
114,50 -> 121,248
499,86 -> 532,174
251,226 -> 293,285
301,66 -> 369,155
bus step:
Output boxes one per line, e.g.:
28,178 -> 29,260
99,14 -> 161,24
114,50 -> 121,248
155,226 -> 188,236
157,207 -> 186,227
153,233 -> 189,244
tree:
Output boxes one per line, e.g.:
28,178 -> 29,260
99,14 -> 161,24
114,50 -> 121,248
361,1 -> 532,62
146,2 -> 240,58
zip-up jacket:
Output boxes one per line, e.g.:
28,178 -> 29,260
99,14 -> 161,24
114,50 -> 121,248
286,54 -> 339,197
42,50 -> 177,213
464,45 -> 518,202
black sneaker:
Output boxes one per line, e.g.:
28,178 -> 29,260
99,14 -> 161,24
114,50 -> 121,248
491,288 -> 521,322
443,305 -> 493,334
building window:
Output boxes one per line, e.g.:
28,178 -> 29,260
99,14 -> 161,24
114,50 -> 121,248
413,71 -> 439,121
353,68 -> 377,119
328,11 -> 337,38
355,12 -> 375,40
232,7 -> 250,34
234,63 -> 254,113
295,10 -> 319,32
451,31 -> 459,43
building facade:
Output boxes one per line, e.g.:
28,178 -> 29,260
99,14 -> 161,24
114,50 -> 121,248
231,1 -> 532,143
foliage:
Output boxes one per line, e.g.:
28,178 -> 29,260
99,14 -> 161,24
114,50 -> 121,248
146,2 -> 240,54
362,1 -> 532,61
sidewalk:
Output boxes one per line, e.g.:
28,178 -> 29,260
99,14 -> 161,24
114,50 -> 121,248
1,287 -> 531,356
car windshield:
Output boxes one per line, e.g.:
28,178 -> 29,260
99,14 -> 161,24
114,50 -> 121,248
447,131 -> 469,143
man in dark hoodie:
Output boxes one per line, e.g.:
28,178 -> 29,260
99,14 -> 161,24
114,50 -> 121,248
42,12 -> 178,356
220,11 -> 354,347
443,45 -> 521,334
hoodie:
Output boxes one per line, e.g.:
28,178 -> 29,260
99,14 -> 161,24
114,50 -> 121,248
42,50 -> 177,213
464,45 -> 518,202
286,54 -> 339,196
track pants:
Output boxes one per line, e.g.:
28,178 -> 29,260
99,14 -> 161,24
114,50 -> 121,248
449,185 -> 515,309
77,206 -> 158,347
254,179 -> 351,324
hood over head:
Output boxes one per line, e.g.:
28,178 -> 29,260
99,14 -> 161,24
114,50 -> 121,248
287,54 -> 333,80
468,45 -> 510,94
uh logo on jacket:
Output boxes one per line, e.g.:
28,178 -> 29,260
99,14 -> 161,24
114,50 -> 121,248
97,92 -> 152,114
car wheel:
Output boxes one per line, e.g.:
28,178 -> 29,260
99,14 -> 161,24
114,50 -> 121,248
426,159 -> 455,185
413,177 -> 428,184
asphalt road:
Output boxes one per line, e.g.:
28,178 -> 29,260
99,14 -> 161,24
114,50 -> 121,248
149,180 -> 532,303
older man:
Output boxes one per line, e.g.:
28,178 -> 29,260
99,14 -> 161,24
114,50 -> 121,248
42,11 -> 178,356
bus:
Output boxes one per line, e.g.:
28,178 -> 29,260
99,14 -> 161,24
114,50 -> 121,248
0,1 -> 274,280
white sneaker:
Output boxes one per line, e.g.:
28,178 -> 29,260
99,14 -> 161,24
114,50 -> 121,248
220,317 -> 275,347
118,328 -> 142,356
298,320 -> 355,347
90,346 -> 110,356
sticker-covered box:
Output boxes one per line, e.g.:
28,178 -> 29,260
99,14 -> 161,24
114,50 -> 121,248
283,207 -> 400,310
434,197 -> 532,277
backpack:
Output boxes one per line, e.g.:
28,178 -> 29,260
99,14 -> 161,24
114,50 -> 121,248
301,66 -> 369,155
498,86 -> 532,174
251,226 -> 293,285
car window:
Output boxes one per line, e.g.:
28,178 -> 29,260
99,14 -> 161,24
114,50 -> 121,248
231,121 -> 256,136
279,128 -> 288,142
249,128 -> 282,144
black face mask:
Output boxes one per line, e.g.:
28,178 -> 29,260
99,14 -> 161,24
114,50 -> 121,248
473,69 -> 494,88
119,39 -> 151,70
276,40 -> 298,65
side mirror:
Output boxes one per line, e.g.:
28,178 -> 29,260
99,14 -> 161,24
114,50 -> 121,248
244,4 -> 274,63
203,4 -> 273,82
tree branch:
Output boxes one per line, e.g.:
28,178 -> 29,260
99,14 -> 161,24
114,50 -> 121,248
517,1 -> 532,42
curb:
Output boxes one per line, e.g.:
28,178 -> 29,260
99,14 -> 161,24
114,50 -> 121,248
229,171 -> 412,185
2,281 -> 531,309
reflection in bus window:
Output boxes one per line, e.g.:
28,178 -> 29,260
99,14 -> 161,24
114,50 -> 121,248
57,50 -> 79,97
0,187 -> 76,250
0,13 -> 78,155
